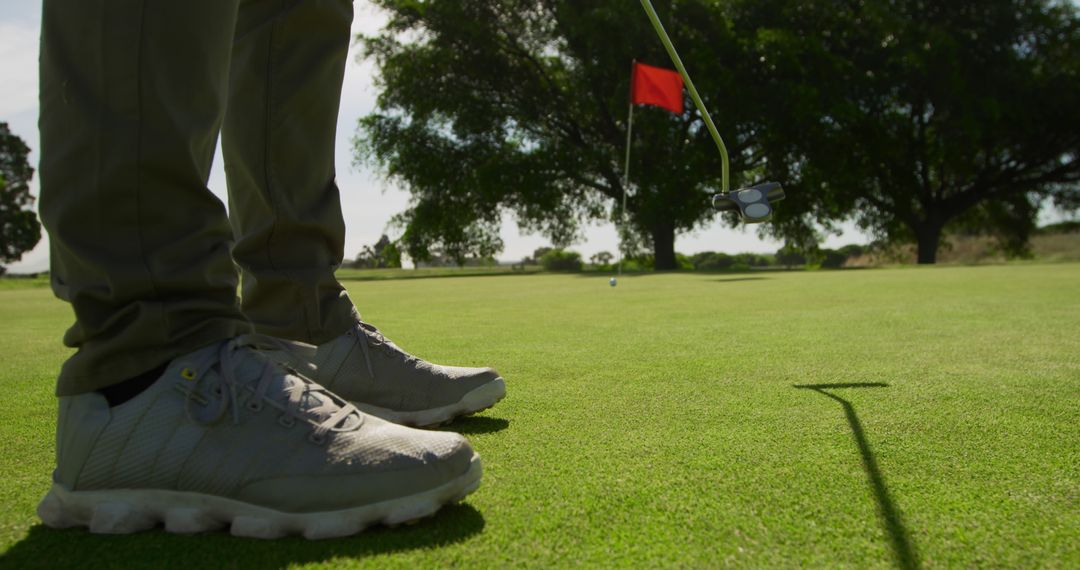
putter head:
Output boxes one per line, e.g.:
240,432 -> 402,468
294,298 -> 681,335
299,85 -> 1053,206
713,181 -> 785,223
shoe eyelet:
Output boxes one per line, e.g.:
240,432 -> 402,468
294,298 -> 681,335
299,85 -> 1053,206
278,415 -> 295,428
211,386 -> 223,397
180,368 -> 197,381
246,400 -> 263,413
308,432 -> 327,445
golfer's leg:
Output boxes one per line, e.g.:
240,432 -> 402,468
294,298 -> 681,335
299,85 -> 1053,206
39,0 -> 248,396
223,0 -> 358,344
222,0 -> 506,426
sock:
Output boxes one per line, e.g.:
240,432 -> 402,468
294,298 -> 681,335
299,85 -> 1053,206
98,364 -> 168,407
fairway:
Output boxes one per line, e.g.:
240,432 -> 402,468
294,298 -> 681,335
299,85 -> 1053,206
1,264 -> 1077,568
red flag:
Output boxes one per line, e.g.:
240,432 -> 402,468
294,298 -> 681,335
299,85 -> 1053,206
631,62 -> 684,114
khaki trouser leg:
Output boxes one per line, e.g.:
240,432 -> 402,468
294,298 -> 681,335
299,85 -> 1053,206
39,0 -> 251,395
223,0 -> 359,345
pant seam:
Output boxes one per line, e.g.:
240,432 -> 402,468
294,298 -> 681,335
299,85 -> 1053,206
259,0 -> 315,342
133,1 -> 168,344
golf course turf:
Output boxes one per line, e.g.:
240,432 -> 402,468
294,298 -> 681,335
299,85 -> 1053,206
1,264 -> 1077,568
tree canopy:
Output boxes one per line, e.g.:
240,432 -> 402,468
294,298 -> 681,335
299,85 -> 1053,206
745,0 -> 1080,262
356,0 -> 1079,266
352,234 -> 403,269
356,0 -> 764,269
0,123 -> 41,273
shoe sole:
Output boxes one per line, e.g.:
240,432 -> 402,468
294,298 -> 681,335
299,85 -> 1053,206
355,377 -> 506,428
36,453 -> 482,539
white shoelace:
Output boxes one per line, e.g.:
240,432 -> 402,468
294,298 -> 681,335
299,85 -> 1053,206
351,321 -> 417,384
184,336 -> 361,442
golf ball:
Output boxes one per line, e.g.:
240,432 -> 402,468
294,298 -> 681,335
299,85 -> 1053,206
609,277 -> 617,287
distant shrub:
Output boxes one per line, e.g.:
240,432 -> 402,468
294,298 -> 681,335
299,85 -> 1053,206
381,242 -> 403,269
521,246 -> 554,265
730,261 -> 751,271
819,249 -> 848,269
733,253 -> 770,267
690,251 -> 777,270
622,254 -> 654,271
838,244 -> 865,258
775,246 -> 806,269
540,249 -> 583,271
689,252 -> 729,270
1038,221 -> 1080,234
690,251 -> 712,269
675,253 -> 694,270
590,251 -> 614,268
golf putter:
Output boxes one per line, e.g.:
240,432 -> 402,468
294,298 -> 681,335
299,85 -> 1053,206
713,181 -> 785,223
638,0 -> 785,223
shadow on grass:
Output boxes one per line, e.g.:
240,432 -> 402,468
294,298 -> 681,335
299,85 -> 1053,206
441,416 -> 509,435
793,382 -> 921,570
0,503 -> 484,569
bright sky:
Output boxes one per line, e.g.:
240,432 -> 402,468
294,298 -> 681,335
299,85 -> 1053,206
0,0 -> 921,274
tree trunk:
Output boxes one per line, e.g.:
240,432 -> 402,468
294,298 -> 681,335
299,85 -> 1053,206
652,222 -> 677,270
915,224 -> 942,264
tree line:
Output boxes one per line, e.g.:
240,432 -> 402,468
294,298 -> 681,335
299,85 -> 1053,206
528,245 -> 859,272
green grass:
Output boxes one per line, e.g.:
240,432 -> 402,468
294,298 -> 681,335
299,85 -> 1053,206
0,274 -> 50,290
1,265 -> 1078,568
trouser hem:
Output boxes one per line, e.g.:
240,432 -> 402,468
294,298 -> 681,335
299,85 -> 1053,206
248,289 -> 359,346
56,318 -> 252,396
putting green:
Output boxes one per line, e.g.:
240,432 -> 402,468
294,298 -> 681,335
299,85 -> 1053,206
1,264 -> 1077,568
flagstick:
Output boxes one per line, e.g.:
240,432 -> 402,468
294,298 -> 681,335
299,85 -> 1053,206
618,99 -> 634,278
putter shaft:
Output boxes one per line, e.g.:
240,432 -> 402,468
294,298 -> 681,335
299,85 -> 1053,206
638,0 -> 730,193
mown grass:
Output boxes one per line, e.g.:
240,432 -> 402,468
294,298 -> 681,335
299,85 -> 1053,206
0,274 -> 50,290
336,265 -> 542,281
0,264 -> 1077,568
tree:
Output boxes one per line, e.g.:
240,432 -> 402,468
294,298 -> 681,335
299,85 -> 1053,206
540,249 -> 583,271
775,246 -> 805,270
356,0 -> 764,270
0,123 -> 41,273
352,234 -> 403,269
590,251 -> 614,267
838,244 -> 866,259
739,0 -> 1080,263
818,249 -> 848,269
690,251 -> 735,270
530,247 -> 553,266
352,245 -> 376,269
381,240 -> 403,269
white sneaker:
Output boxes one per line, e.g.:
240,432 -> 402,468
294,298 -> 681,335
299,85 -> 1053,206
306,319 -> 503,427
37,336 -> 482,539
271,321 -> 506,427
